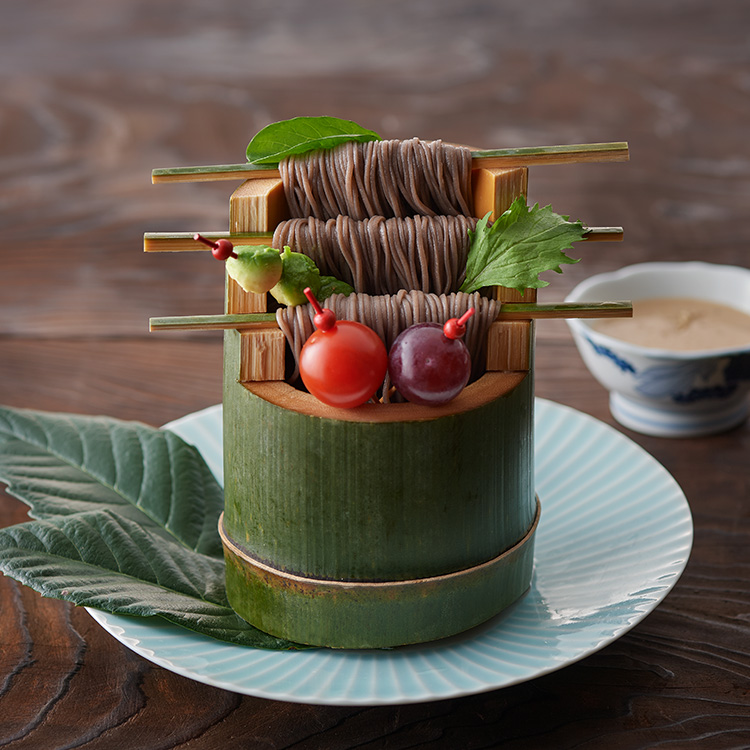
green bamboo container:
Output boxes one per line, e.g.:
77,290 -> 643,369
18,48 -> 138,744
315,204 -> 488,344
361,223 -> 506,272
146,142 -> 627,650
220,329 -> 539,648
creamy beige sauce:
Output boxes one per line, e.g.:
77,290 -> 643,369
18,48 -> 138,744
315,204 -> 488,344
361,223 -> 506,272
593,297 -> 750,351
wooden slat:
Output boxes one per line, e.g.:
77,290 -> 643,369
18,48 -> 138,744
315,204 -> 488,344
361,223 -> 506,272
494,287 -> 538,304
228,177 -> 288,372
472,167 -> 528,222
143,232 -> 272,253
226,277 -> 267,314
486,321 -> 534,372
239,328 -> 286,382
230,178 -> 289,235
224,178 -> 289,317
471,167 -> 534,308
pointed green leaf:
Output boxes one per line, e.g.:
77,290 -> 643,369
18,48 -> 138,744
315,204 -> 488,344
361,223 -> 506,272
246,116 -> 381,165
0,406 -> 224,558
0,406 -> 306,650
460,197 -> 584,294
0,510 -> 300,649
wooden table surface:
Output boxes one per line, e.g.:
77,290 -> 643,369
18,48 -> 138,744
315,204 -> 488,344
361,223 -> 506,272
2,1 -> 749,747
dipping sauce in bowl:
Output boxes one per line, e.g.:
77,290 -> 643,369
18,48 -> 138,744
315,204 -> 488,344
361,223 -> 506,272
594,297 -> 750,352
566,262 -> 750,437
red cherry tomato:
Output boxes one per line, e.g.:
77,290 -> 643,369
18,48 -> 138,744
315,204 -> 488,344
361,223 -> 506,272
299,321 -> 388,408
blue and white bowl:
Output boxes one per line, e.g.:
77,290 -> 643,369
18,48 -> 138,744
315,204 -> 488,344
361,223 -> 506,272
566,262 -> 750,437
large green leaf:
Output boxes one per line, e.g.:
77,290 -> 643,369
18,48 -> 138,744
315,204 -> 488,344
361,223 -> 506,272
0,510 -> 294,648
0,406 -> 224,558
0,406 -> 304,650
246,115 -> 381,165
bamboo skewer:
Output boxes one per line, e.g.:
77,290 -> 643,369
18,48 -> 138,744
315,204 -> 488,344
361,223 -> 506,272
582,226 -> 624,242
149,302 -> 632,332
153,164 -> 280,183
150,313 -> 278,331
498,301 -> 632,319
144,232 -> 273,252
143,226 -> 623,252
151,142 -> 629,184
470,142 -> 629,168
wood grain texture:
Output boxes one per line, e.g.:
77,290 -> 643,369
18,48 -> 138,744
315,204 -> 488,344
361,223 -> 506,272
2,0 -> 750,746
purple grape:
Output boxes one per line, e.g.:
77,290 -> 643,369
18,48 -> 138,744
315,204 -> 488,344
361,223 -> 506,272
388,323 -> 472,405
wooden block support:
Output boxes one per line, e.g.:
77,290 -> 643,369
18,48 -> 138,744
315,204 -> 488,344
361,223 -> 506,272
226,277 -> 267,314
486,321 -> 534,372
223,165 -> 541,379
239,328 -> 286,382
230,178 -> 289,234
227,178 -> 290,317
472,167 -> 535,311
472,167 -> 528,221
229,178 -> 290,377
494,287 -> 538,304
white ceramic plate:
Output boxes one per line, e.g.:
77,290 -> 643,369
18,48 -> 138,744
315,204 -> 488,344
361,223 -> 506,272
86,399 -> 693,706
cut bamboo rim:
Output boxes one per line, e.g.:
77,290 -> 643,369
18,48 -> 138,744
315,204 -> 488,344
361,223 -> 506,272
151,142 -> 629,183
148,302 -> 632,332
143,226 -> 623,252
244,371 -> 528,423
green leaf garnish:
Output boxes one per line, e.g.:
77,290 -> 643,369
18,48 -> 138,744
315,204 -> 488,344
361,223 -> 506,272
318,274 -> 354,300
460,197 -> 584,294
246,116 -> 381,165
0,406 -> 305,650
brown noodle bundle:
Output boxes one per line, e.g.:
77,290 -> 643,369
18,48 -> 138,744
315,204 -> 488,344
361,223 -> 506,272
279,139 -> 474,221
277,291 -> 499,399
274,137 -> 497,400
272,215 -> 478,296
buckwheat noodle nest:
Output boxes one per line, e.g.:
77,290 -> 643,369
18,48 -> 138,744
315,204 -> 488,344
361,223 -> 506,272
279,138 -> 474,220
272,215 -> 478,296
274,138 -> 498,400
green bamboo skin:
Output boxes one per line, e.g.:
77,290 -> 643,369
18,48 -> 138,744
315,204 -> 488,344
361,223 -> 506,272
221,500 -> 539,649
221,328 -> 538,646
223,332 -> 535,582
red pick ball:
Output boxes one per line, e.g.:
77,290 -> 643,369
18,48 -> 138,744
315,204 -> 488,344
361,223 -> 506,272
442,307 -> 475,340
299,287 -> 388,409
193,233 -> 237,260
303,287 -> 336,331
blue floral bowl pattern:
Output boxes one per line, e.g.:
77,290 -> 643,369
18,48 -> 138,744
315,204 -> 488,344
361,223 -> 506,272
566,263 -> 750,437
